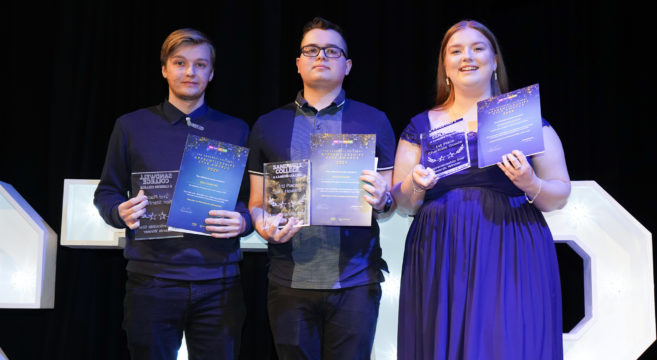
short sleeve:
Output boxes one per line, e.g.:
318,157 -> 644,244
374,113 -> 396,172
400,111 -> 429,145
541,117 -> 551,128
247,118 -> 266,175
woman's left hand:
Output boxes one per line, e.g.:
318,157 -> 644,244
497,150 -> 538,192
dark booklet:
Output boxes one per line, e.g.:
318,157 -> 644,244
167,134 -> 249,236
263,160 -> 311,227
309,133 -> 376,227
477,83 -> 544,168
130,171 -> 183,240
420,118 -> 471,179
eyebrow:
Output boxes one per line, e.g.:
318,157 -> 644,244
448,41 -> 489,48
302,43 -> 343,48
170,55 -> 210,62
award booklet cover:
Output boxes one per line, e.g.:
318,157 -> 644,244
477,83 -> 544,168
309,133 -> 376,227
167,134 -> 249,236
130,171 -> 183,240
264,160 -> 310,227
420,118 -> 471,179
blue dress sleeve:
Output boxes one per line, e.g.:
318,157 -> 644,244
401,112 -> 429,145
542,118 -> 551,128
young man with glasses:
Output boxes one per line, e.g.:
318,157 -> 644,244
247,17 -> 396,358
94,28 -> 251,359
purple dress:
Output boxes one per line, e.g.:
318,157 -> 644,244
397,112 -> 563,360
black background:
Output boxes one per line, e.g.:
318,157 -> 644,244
1,0 -> 654,359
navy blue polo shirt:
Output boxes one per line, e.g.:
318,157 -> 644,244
94,100 -> 252,281
248,90 -> 396,289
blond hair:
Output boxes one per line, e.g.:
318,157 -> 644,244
160,28 -> 215,68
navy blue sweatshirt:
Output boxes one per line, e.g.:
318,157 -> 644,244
94,101 -> 252,280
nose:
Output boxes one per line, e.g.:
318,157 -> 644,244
462,47 -> 473,61
185,64 -> 196,76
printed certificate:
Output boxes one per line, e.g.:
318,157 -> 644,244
477,83 -> 544,167
167,134 -> 249,236
309,133 -> 375,226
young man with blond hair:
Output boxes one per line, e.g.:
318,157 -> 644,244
94,28 -> 250,359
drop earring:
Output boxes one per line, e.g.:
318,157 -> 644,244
446,77 -> 450,86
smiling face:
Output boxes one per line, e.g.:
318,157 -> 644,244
161,43 -> 214,104
444,27 -> 497,94
296,29 -> 352,90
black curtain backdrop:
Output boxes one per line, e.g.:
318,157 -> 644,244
1,1 -> 653,359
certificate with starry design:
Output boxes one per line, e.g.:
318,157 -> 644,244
167,134 -> 249,236
310,133 -> 375,226
131,171 -> 183,240
477,83 -> 544,168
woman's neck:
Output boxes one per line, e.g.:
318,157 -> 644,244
448,85 -> 491,119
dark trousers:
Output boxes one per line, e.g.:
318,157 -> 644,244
123,272 -> 245,360
267,282 -> 382,360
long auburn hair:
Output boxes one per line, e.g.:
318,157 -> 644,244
434,20 -> 509,109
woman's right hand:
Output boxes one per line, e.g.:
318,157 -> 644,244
411,164 -> 438,192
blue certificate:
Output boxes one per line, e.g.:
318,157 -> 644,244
421,118 -> 471,179
477,83 -> 544,168
310,133 -> 375,227
167,134 -> 249,236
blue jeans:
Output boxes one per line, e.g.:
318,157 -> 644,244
267,282 -> 382,360
123,272 -> 245,360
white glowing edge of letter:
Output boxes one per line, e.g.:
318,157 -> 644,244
60,179 -> 125,248
545,181 -> 655,359
0,181 -> 57,309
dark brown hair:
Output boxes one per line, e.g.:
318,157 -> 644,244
301,17 -> 348,57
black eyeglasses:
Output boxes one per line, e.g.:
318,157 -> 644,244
300,45 -> 347,58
